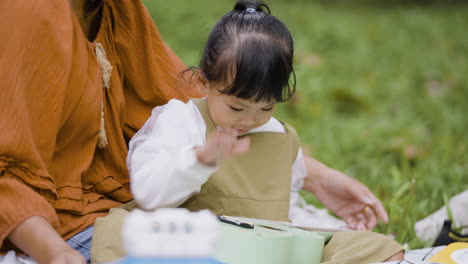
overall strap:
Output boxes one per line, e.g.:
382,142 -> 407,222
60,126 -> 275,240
191,98 -> 217,133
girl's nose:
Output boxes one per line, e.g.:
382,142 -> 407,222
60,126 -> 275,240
240,115 -> 257,126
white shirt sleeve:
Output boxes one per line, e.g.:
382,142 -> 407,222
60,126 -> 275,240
288,149 -> 347,229
289,148 -> 308,219
127,99 -> 217,211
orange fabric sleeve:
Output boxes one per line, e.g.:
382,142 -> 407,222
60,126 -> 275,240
0,176 -> 58,247
0,0 -> 75,246
106,0 -> 202,139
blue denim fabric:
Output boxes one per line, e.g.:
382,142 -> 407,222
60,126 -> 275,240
66,226 -> 94,264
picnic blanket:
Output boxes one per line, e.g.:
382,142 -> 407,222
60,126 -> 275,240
0,247 -> 448,264
371,246 -> 447,264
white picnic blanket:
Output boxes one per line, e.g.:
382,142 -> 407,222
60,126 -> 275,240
371,246 -> 447,264
415,190 -> 468,242
0,251 -> 35,264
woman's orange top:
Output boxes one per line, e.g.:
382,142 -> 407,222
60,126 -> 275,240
0,0 -> 200,247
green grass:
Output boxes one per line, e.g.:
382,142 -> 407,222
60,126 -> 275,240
143,0 -> 468,249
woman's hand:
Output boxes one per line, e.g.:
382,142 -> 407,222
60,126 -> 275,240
8,216 -> 85,264
196,128 -> 251,166
302,156 -> 388,231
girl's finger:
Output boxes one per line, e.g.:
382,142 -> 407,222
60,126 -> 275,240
232,136 -> 250,155
225,127 -> 239,137
220,129 -> 235,158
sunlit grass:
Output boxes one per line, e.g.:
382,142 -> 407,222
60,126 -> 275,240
143,0 -> 468,249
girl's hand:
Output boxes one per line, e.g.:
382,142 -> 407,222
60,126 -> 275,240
196,128 -> 251,166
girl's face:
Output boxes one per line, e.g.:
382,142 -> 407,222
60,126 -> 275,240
204,83 -> 276,135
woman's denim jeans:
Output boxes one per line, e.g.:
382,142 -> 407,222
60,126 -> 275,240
66,226 -> 94,263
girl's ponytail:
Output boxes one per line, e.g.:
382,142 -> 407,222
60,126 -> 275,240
233,0 -> 271,14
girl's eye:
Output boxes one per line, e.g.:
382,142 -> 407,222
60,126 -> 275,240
262,107 -> 274,111
229,106 -> 243,112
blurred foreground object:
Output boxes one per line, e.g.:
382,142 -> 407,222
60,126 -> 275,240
118,208 -> 327,264
121,208 -> 221,263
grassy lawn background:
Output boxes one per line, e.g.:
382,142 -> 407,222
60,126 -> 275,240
143,0 -> 468,249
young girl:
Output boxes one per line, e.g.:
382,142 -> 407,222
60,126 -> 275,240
127,1 -> 309,223
124,1 -> 403,263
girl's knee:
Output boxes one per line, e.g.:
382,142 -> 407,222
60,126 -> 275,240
384,250 -> 404,262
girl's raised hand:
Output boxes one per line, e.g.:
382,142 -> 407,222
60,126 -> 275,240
196,127 -> 251,166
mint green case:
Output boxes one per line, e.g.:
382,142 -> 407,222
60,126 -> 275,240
215,218 -> 332,264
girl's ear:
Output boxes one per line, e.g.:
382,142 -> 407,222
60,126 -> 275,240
197,73 -> 210,96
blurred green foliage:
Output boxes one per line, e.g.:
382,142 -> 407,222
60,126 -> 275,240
143,0 -> 468,248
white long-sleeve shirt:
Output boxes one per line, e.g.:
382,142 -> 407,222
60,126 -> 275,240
128,99 -> 345,228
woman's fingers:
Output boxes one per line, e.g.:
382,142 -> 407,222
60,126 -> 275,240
354,212 -> 367,231
348,181 -> 389,225
344,215 -> 357,230
362,206 -> 378,230
369,196 -> 388,224
344,206 -> 378,231
360,191 -> 388,224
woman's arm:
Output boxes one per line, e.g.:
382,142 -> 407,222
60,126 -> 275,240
0,1 -> 90,260
302,155 -> 388,230
8,216 -> 84,264
0,177 -> 81,263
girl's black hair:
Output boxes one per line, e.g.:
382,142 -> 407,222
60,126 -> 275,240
197,0 -> 296,103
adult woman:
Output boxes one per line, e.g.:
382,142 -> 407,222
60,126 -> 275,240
0,0 -> 401,263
